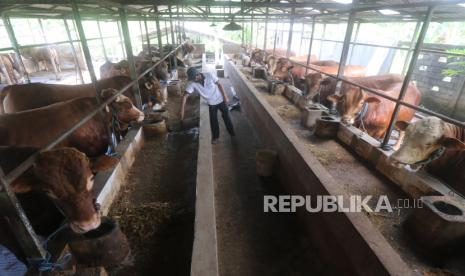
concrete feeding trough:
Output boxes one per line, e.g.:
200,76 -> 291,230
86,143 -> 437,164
301,105 -> 324,129
315,116 -> 340,138
252,67 -> 267,79
68,217 -> 130,267
404,196 -> 465,251
143,119 -> 167,136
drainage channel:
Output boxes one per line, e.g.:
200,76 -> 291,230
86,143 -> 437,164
210,75 -> 332,275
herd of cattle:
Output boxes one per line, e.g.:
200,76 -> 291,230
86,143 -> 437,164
239,45 -> 465,197
0,42 -> 195,235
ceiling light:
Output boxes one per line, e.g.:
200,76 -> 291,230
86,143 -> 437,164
459,3 -> 465,7
379,9 -> 400,15
304,7 -> 313,10
223,20 -> 242,31
332,0 -> 352,4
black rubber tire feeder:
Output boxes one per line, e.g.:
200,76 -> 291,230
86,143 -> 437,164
68,217 -> 130,268
315,116 -> 340,138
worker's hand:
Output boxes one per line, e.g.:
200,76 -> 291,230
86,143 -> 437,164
223,97 -> 229,104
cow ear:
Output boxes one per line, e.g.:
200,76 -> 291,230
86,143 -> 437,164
327,94 -> 341,103
365,97 -> 381,104
10,174 -> 34,193
441,137 -> 465,151
395,121 -> 410,131
90,155 -> 119,173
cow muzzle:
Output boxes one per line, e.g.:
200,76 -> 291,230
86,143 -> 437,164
70,213 -> 101,233
341,116 -> 355,125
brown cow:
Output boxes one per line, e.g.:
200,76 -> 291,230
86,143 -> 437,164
100,58 -> 169,81
0,54 -> 19,85
265,48 -> 296,57
390,117 -> 465,195
0,89 -> 144,157
22,47 -> 61,72
0,76 -> 160,114
328,74 -> 421,142
303,63 -> 366,106
0,146 -> 118,233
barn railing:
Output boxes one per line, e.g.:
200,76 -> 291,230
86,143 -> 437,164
260,3 -> 465,149
0,41 -> 187,264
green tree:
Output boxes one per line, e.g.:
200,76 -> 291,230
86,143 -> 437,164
442,48 -> 465,77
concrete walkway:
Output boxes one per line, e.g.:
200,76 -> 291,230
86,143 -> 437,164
211,76 -> 326,276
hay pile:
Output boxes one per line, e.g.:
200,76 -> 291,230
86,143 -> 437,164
276,104 -> 301,121
111,199 -> 177,247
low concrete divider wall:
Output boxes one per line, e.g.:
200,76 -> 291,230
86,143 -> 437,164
224,57 -> 413,276
191,100 -> 219,276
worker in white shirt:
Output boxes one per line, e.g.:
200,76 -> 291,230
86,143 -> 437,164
180,67 -> 235,144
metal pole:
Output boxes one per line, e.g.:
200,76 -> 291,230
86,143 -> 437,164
299,22 -> 305,55
72,2 -> 97,83
305,17 -> 316,75
451,80 -> 465,118
250,16 -> 254,47
263,9 -> 268,50
117,20 -> 126,59
241,22 -> 244,45
336,3 -> 358,79
2,15 -> 30,83
273,21 -> 278,55
139,20 -> 145,50
0,168 -> 47,262
381,5 -> 435,148
401,21 -> 421,75
64,18 -> 84,83
119,7 -> 143,109
286,8 -> 295,57
319,23 -> 326,59
97,21 -> 108,61
38,18 -> 59,80
168,6 -> 175,45
154,6 -> 163,52
144,16 -> 151,51
347,22 -> 360,64
164,21 -> 169,44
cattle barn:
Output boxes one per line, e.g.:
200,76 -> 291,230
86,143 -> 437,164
1,0 -> 465,275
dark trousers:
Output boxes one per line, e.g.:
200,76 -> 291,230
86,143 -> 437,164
208,101 -> 235,139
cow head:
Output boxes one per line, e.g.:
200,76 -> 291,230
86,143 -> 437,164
327,87 -> 380,125
251,49 -> 265,65
141,76 -> 164,107
304,72 -> 323,97
101,88 -> 145,127
150,58 -> 169,81
389,117 -> 465,171
10,148 -> 119,233
272,58 -> 294,82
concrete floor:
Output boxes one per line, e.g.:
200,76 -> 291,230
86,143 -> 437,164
212,75 -> 329,276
